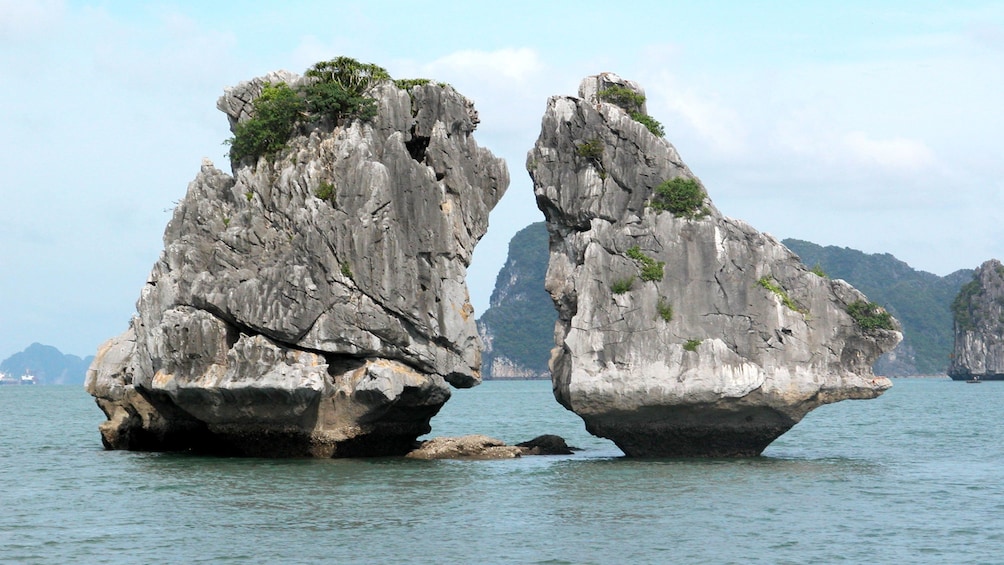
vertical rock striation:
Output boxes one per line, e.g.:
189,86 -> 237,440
529,73 -> 900,457
86,68 -> 508,456
949,259 -> 1004,380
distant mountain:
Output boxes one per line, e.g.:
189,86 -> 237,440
0,343 -> 93,385
476,222 -> 555,379
783,239 -> 972,376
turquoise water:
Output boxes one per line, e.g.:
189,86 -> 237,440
2,379 -> 1003,564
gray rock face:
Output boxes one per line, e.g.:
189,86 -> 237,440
86,72 -> 508,457
529,73 -> 900,457
949,259 -> 1004,380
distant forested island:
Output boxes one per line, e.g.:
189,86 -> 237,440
0,343 -> 93,385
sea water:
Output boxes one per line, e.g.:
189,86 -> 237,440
2,379 -> 1003,564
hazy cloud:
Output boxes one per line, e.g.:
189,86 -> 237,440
0,0 -> 64,41
842,131 -> 935,173
425,47 -> 545,84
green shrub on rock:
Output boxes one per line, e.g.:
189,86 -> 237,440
847,300 -> 895,331
611,276 -> 635,295
597,85 -> 664,137
315,181 -> 336,202
227,57 -> 393,164
598,85 -> 646,112
657,298 -> 673,322
649,177 -> 708,219
630,111 -> 665,137
394,78 -> 432,90
227,82 -> 305,163
626,246 -> 665,282
683,339 -> 702,352
757,275 -> 805,313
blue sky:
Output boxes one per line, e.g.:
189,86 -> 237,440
2,1 -> 1003,360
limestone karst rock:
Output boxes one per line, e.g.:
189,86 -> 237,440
86,64 -> 508,457
948,259 -> 1004,380
529,73 -> 901,457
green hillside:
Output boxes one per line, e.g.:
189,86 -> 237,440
477,222 -> 555,378
783,239 -> 971,375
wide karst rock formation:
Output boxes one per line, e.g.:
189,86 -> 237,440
948,259 -> 1004,381
86,60 -> 508,457
529,73 -> 901,457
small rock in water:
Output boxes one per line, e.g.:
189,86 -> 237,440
406,435 -> 523,460
515,434 -> 578,455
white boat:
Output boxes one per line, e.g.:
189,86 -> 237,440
0,372 -> 18,385
20,373 -> 36,385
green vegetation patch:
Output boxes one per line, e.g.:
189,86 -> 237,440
597,85 -> 646,111
757,276 -> 805,313
649,177 -> 708,219
846,300 -> 896,331
227,57 -> 396,164
315,181 -> 336,202
227,82 -> 305,163
340,262 -> 353,280
810,263 -> 827,278
657,297 -> 673,322
626,246 -> 665,282
611,276 -> 635,295
597,85 -> 664,137
951,279 -> 982,332
630,111 -> 665,137
576,137 -> 604,161
393,78 -> 431,90
683,339 -> 702,352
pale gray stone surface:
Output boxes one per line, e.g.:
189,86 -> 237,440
949,259 -> 1004,379
529,73 -> 901,457
87,74 -> 508,457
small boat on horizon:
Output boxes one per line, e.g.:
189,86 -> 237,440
967,375 -> 982,384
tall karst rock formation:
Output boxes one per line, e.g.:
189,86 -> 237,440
86,61 -> 508,457
529,73 -> 900,457
949,259 -> 1004,380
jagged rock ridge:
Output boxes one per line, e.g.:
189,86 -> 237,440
86,64 -> 508,457
949,259 -> 1004,380
529,73 -> 900,457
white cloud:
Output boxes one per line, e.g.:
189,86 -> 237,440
644,71 -> 748,157
0,0 -> 64,41
424,47 -> 545,83
842,131 -> 935,172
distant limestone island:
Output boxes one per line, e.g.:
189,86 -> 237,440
948,259 -> 1004,381
83,61 -> 934,458
0,343 -> 92,385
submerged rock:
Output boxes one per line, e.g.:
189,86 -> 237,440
529,73 -> 900,457
406,434 -> 577,459
949,259 -> 1004,380
86,64 -> 508,457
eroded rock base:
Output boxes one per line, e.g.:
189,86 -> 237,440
583,406 -> 798,458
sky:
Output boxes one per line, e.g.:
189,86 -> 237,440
2,0 -> 1003,360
